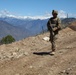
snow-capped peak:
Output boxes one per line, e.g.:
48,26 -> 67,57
0,10 -> 50,20
1,10 -> 75,20
0,10 -> 17,18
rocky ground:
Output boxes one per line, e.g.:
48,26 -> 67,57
0,23 -> 76,75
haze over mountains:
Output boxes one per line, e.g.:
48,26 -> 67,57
0,10 -> 76,40
0,20 -> 31,40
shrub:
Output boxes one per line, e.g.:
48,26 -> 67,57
1,35 -> 15,44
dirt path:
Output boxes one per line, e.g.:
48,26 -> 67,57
0,27 -> 76,75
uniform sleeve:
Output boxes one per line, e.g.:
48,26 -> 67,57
47,19 -> 52,31
57,18 -> 62,30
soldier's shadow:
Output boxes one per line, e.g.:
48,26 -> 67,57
33,51 -> 52,56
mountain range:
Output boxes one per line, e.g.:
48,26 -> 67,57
0,12 -> 48,40
0,20 -> 32,40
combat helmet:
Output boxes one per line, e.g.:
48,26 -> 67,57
52,10 -> 58,15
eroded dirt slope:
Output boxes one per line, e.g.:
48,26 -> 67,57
0,23 -> 76,75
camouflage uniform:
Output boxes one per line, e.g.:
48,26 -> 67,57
47,10 -> 61,51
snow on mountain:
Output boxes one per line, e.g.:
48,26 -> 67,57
0,10 -> 76,20
0,10 -> 50,20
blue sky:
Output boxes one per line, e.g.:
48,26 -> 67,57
0,0 -> 76,18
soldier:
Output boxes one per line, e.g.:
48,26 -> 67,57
47,10 -> 61,55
